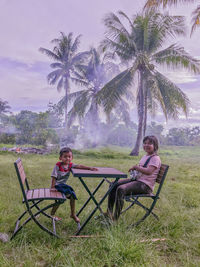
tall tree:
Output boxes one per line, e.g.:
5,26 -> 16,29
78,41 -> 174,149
39,32 -> 89,125
98,10 -> 200,155
144,0 -> 200,36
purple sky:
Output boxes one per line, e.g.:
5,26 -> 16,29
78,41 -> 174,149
0,0 -> 200,128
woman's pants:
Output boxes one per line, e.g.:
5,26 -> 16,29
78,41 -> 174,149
108,179 -> 151,220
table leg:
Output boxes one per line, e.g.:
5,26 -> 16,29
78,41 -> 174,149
76,177 -> 120,235
76,179 -> 105,216
78,177 -> 104,214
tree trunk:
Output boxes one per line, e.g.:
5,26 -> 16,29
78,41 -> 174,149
64,96 -> 68,127
64,78 -> 70,127
130,71 -> 144,156
143,86 -> 148,137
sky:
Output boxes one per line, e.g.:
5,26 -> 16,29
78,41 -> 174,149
0,0 -> 200,128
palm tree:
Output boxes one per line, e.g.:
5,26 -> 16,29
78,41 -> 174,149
98,10 -> 200,155
65,47 -> 132,130
144,0 -> 200,36
39,32 -> 89,125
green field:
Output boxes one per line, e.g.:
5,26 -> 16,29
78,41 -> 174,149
0,146 -> 200,267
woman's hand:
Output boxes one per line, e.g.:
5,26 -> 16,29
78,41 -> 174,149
128,165 -> 138,172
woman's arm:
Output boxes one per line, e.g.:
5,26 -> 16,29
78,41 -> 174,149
73,165 -> 98,171
129,165 -> 156,175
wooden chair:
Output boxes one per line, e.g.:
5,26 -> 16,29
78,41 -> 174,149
11,158 -> 66,239
121,164 -> 169,226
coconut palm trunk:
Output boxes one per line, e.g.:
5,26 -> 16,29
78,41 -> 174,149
130,70 -> 145,156
64,77 -> 70,126
143,85 -> 148,137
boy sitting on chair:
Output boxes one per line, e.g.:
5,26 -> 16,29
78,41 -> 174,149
50,147 -> 97,223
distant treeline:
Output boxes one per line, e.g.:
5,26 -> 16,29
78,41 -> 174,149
0,109 -> 199,147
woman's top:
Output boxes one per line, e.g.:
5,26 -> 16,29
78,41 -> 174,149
137,154 -> 161,191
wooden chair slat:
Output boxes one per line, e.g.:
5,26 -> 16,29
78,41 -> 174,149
56,191 -> 62,198
33,189 -> 39,199
17,163 -> 26,184
26,190 -> 33,200
39,188 -> 45,198
50,190 -> 59,198
44,188 -> 51,198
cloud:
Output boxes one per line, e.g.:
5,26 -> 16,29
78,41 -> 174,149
0,57 -> 62,112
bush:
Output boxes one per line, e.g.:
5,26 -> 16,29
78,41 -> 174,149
0,133 -> 16,144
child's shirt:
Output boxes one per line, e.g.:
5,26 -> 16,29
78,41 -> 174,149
51,162 -> 77,185
137,155 -> 161,191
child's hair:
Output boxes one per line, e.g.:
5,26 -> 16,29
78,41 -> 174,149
143,135 -> 159,152
59,147 -> 73,157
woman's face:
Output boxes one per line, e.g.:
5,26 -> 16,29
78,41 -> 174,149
143,139 -> 155,155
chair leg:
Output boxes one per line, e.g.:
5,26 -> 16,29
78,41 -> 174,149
123,197 -> 159,227
134,199 -> 159,220
11,201 -> 60,240
121,199 -> 137,214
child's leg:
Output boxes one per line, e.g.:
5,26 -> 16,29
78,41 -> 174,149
51,202 -> 61,220
70,197 -> 80,223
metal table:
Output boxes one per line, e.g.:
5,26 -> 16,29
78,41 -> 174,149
71,167 -> 127,235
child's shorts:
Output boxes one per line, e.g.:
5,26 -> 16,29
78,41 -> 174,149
55,184 -> 77,200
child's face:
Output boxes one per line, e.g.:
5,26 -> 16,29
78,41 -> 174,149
143,139 -> 155,154
59,152 -> 73,164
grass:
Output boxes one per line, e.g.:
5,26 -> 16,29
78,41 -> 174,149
0,146 -> 200,266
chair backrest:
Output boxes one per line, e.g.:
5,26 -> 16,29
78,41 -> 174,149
14,158 -> 29,204
155,163 -> 169,197
156,164 -> 169,183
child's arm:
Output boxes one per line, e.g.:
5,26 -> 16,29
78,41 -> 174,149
73,164 -> 98,171
128,165 -> 156,175
51,177 -> 56,188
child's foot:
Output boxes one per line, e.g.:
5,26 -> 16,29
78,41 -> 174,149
70,214 -> 80,223
52,216 -> 62,221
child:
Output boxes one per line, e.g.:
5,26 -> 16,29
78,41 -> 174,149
106,135 -> 161,221
50,147 -> 98,223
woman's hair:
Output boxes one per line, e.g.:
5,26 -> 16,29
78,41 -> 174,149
143,135 -> 159,152
59,147 -> 73,157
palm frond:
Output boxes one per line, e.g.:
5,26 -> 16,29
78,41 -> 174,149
70,90 -> 91,118
67,90 -> 87,104
97,63 -> 138,114
70,77 -> 89,87
57,77 -> 64,92
47,70 -> 63,87
39,47 -> 60,61
115,98 -> 132,126
191,5 -> 200,36
152,44 -> 200,73
154,71 -> 190,118
71,34 -> 82,54
71,51 -> 90,66
50,63 -> 63,69
103,12 -> 137,55
144,0 -> 194,10
146,74 -> 167,119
